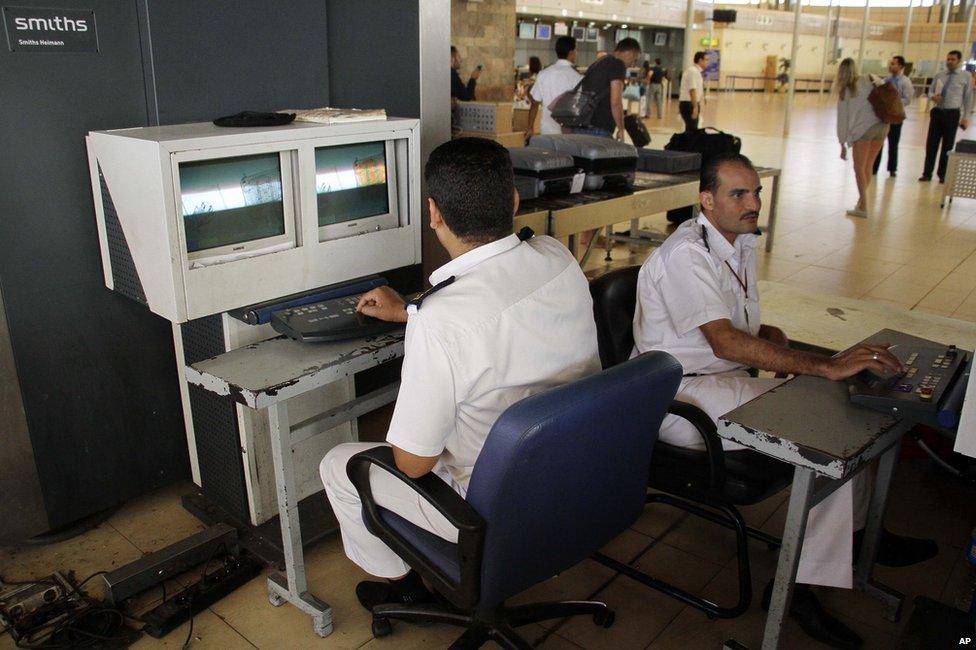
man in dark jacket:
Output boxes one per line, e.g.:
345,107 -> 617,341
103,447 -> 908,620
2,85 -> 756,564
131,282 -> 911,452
451,45 -> 481,101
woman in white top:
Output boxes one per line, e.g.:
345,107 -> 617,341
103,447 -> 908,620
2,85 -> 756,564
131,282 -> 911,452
836,58 -> 887,218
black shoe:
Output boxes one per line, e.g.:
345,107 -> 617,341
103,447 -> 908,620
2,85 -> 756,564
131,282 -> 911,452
762,581 -> 863,648
853,528 -> 939,568
356,570 -> 437,612
939,178 -> 945,184
919,175 -> 932,182
889,172 -> 897,178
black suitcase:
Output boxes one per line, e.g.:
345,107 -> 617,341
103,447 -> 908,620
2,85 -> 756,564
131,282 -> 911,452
624,114 -> 651,147
665,127 -> 741,164
637,149 -> 701,174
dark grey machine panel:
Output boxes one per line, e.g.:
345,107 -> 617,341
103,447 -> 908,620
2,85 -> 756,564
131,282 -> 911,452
0,0 -> 337,537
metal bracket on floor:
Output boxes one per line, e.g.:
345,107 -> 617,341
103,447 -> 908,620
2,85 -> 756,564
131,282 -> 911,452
267,573 -> 333,638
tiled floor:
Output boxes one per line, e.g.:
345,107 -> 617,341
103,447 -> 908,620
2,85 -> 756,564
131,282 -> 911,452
594,91 -> 976,323
3,93 -> 976,649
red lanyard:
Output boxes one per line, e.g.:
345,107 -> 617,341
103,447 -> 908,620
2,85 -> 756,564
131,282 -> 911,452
702,224 -> 751,325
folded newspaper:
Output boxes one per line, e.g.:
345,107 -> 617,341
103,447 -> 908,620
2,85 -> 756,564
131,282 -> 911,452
286,107 -> 387,124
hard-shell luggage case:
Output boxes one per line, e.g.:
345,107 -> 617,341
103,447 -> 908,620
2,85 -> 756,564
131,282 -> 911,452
509,147 -> 578,198
637,149 -> 701,174
514,175 -> 541,200
624,114 -> 651,147
528,134 -> 637,190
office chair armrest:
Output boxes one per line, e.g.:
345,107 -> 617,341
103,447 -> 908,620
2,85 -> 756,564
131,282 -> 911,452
667,400 -> 727,491
347,446 -> 486,611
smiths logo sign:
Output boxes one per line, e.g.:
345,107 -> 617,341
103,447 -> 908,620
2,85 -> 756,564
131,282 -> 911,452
3,6 -> 98,52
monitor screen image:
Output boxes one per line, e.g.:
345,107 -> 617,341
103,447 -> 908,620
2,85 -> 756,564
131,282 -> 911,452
315,142 -> 390,228
179,153 -> 286,254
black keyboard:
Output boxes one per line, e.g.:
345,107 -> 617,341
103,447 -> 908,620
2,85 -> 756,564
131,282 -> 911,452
270,294 -> 402,343
847,329 -> 969,423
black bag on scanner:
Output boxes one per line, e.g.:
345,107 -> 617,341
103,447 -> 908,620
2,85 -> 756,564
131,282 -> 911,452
665,127 -> 741,164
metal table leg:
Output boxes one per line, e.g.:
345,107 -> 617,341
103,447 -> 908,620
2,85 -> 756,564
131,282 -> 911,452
765,174 -> 781,253
854,439 -> 905,622
761,467 -> 816,650
266,401 -> 333,638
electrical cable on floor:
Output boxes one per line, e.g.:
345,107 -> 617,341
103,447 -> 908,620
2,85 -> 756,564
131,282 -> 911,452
180,540 -> 228,650
3,569 -> 143,649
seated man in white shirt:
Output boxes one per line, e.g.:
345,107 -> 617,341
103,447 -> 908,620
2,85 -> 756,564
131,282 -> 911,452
525,35 -> 582,139
321,137 -> 602,611
633,151 -> 937,648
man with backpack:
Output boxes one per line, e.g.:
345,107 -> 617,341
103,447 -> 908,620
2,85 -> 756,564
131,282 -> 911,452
572,38 -> 642,140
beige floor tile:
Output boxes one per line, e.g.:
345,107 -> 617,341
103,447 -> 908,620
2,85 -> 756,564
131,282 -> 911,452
782,265 -> 894,300
0,523 -> 144,601
209,536 -> 376,649
862,276 -> 939,307
107,481 -> 206,554
555,542 -> 723,649
915,286 -> 971,315
755,255 -> 808,282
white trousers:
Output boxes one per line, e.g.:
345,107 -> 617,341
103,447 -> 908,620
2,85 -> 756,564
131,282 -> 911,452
661,371 -> 870,589
320,442 -> 459,579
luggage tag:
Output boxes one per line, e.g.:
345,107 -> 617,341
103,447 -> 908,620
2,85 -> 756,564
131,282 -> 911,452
570,172 -> 586,194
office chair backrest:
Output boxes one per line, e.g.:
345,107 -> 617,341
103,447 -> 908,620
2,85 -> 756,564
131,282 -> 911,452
465,351 -> 681,607
589,266 -> 641,368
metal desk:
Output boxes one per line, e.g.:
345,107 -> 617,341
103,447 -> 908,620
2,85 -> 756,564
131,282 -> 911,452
185,332 -> 405,637
536,167 -> 781,265
717,330 -> 932,649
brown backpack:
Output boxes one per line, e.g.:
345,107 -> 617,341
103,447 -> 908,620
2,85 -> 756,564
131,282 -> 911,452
868,81 -> 906,125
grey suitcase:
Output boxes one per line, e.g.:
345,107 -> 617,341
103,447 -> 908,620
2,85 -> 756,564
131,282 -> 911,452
509,147 -> 578,197
637,148 -> 701,174
514,175 -> 541,200
528,134 -> 636,190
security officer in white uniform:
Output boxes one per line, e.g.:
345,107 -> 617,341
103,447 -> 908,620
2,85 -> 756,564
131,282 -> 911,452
321,137 -> 601,611
633,151 -> 936,648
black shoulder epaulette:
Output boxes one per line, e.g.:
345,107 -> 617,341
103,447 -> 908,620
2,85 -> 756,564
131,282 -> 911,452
517,226 -> 535,241
407,275 -> 456,311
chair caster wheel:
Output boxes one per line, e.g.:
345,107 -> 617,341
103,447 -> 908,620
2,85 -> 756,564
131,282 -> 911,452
268,591 -> 285,607
593,609 -> 615,628
372,617 -> 393,638
312,616 -> 332,638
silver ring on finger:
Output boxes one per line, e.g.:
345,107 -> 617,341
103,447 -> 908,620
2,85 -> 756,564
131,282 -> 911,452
872,353 -> 878,361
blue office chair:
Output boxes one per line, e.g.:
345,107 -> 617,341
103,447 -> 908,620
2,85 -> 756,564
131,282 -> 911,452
589,266 -> 790,619
347,352 -> 681,648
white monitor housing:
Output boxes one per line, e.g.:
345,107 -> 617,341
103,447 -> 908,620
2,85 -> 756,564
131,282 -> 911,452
86,117 -> 421,322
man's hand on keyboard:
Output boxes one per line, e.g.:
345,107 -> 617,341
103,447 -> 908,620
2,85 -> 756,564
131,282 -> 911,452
357,287 -> 408,323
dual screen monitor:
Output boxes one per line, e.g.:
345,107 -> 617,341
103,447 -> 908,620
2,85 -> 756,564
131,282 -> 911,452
178,141 -> 396,262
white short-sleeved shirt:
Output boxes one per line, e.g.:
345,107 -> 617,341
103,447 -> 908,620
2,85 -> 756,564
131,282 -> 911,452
679,64 -> 705,102
529,59 -> 582,134
631,213 -> 760,375
386,233 -> 602,492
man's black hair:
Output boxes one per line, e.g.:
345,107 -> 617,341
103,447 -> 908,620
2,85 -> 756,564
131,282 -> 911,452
949,50 -> 963,59
694,51 -> 707,64
555,36 -> 576,59
892,55 -> 906,68
699,152 -> 756,193
615,37 -> 641,53
655,57 -> 662,64
425,138 -> 514,243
